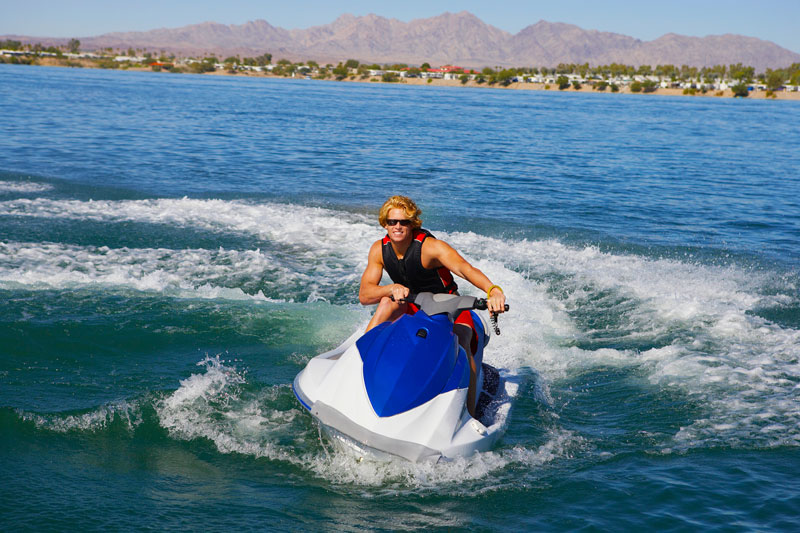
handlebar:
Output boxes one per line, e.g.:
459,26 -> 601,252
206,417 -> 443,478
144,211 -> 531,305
390,293 -> 509,335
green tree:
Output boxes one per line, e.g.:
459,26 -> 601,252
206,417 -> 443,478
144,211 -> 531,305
556,75 -> 570,90
459,73 -> 470,85
0,39 -> 22,50
765,70 -> 785,91
496,69 -> 515,86
68,39 -> 80,53
246,53 -> 272,66
630,81 -> 643,93
556,63 -> 574,74
345,59 -> 359,69
655,64 -> 678,78
571,80 -> 582,90
729,63 -> 754,82
420,62 -> 431,71
332,63 -> 348,80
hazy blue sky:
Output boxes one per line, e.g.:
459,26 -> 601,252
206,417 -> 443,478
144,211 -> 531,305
2,0 -> 799,53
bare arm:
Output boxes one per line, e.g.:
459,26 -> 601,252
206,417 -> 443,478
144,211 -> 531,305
359,240 -> 409,305
423,238 -> 507,313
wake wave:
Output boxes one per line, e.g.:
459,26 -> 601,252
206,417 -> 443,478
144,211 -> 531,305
0,180 -> 53,193
13,356 -> 579,492
445,233 -> 800,451
3,195 -> 799,461
0,196 -> 380,256
0,241 -> 356,302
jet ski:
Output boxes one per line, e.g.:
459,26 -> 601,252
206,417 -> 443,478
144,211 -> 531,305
293,292 -> 511,462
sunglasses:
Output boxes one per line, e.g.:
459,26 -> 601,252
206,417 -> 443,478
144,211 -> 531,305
386,219 -> 412,227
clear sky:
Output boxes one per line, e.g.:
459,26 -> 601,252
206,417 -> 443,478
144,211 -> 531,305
2,0 -> 799,53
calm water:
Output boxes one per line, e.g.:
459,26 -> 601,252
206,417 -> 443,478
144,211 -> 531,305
1,64 -> 799,531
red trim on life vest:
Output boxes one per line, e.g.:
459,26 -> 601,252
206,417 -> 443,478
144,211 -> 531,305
382,235 -> 390,245
414,231 -> 426,243
437,267 -> 456,293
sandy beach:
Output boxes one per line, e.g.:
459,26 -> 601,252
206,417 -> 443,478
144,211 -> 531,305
31,57 -> 800,100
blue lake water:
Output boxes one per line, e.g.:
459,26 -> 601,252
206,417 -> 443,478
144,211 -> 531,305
1,64 -> 799,531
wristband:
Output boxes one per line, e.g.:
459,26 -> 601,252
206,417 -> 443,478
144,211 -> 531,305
486,285 -> 503,297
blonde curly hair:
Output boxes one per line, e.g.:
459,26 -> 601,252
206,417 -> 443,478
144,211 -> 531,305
378,195 -> 422,229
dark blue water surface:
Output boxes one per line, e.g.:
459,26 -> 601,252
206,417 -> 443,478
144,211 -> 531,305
1,64 -> 799,531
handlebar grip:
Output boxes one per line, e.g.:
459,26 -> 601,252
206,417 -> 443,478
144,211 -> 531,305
390,292 -> 417,303
474,299 -> 510,312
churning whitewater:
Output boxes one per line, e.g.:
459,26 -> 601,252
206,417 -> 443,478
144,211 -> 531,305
3,191 -> 798,489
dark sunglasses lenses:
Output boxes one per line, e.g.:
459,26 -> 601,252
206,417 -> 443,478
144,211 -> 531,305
386,219 -> 411,226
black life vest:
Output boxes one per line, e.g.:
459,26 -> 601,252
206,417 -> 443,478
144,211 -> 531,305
381,229 -> 458,294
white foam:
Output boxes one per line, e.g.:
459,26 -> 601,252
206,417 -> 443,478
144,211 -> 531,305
0,241 -> 349,301
0,197 -> 380,265
18,400 -> 142,433
152,356 -> 582,490
441,232 -> 800,449
3,196 -> 799,451
0,197 -> 380,300
0,180 -> 53,193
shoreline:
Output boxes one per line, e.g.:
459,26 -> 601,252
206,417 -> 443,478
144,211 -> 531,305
27,57 -> 800,101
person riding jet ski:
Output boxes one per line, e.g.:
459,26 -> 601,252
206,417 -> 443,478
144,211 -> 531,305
359,195 -> 507,417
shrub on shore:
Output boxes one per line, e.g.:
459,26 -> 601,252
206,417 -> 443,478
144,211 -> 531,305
188,60 -> 215,74
0,55 -> 35,65
556,75 -> 570,90
641,80 -> 658,93
731,83 -> 749,97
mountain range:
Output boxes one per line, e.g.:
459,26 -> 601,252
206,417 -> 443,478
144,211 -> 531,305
6,11 -> 800,71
